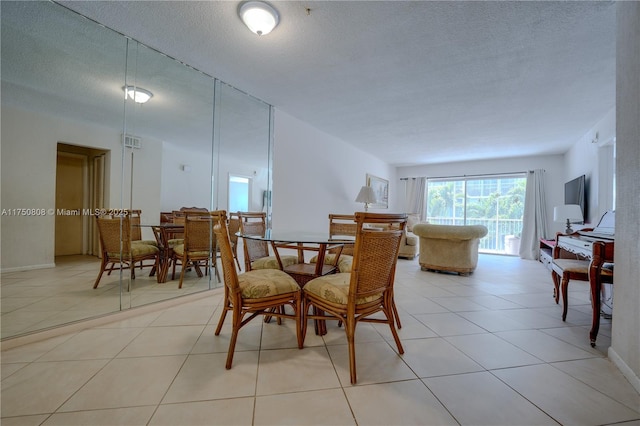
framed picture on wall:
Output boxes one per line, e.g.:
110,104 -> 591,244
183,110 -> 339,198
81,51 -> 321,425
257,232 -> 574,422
367,174 -> 389,209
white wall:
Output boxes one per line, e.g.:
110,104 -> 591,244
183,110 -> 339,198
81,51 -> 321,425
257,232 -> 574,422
1,106 -> 162,270
272,110 -> 397,233
610,1 -> 640,392
397,155 -> 565,238
214,155 -> 270,214
564,108 -> 616,224
158,143 -> 271,214
160,143 -> 213,212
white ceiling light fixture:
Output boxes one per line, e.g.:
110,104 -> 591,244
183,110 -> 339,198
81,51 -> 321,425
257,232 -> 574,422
123,86 -> 153,104
238,1 -> 280,36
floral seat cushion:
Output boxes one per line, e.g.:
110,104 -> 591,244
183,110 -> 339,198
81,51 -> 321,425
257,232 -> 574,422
133,239 -> 158,247
251,255 -> 298,270
304,273 -> 382,305
107,243 -> 158,258
173,244 -> 210,258
309,254 -> 353,273
239,269 -> 300,298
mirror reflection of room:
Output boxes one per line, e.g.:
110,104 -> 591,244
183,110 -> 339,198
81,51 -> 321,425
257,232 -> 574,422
0,1 -> 273,340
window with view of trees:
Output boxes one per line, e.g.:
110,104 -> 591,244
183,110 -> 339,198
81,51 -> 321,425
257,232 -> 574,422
426,175 -> 526,255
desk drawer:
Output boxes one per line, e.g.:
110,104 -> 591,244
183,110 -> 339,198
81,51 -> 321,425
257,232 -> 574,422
558,236 -> 593,257
539,249 -> 553,271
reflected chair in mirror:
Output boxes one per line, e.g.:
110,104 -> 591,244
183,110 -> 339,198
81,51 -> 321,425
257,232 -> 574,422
227,212 -> 243,271
551,233 -> 614,321
213,211 -> 302,369
167,209 -> 204,275
94,215 -> 159,289
172,210 -> 221,289
171,210 -> 186,240
160,211 -> 173,224
128,210 -> 157,246
128,209 -> 158,274
301,212 -> 407,384
238,211 -> 297,271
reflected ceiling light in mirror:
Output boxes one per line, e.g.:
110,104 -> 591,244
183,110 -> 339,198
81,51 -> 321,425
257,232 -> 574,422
238,1 -> 279,36
123,86 -> 153,103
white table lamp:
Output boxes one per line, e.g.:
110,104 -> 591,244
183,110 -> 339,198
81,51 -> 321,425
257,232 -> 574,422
355,186 -> 377,211
554,204 -> 584,234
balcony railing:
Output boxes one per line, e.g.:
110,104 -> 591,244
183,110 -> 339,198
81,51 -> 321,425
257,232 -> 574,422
426,217 -> 523,255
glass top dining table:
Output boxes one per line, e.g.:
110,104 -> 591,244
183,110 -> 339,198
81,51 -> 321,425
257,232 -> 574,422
239,230 -> 356,336
238,230 -> 355,286
140,224 -> 184,283
241,230 -> 355,245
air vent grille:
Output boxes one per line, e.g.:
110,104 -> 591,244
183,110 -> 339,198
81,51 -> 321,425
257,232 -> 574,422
123,134 -> 141,149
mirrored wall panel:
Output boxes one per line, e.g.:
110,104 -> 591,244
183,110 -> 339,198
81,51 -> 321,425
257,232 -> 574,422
213,81 -> 273,217
1,0 -> 130,337
1,1 -> 273,339
122,40 -> 217,308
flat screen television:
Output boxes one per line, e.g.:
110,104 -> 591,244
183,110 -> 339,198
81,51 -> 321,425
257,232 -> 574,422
564,174 -> 587,222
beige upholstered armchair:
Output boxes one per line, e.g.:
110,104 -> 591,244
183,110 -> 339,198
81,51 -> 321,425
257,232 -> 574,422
412,223 -> 488,275
397,213 -> 420,260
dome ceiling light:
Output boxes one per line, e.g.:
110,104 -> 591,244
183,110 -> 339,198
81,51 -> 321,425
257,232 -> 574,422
238,1 -> 280,36
123,86 -> 153,104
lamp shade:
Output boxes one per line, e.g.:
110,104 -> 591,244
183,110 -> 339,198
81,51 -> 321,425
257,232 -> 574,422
355,186 -> 377,204
238,1 -> 279,36
553,204 -> 584,223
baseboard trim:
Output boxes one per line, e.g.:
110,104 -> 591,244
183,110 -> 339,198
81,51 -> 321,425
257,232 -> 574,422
608,346 -> 640,394
1,288 -> 220,351
1,263 -> 56,273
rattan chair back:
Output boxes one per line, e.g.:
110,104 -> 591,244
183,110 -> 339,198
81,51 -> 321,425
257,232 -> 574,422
227,212 -> 242,270
127,209 -> 143,241
238,212 -> 270,270
173,210 -> 224,288
350,213 -> 406,299
301,212 -> 407,384
329,214 -> 357,255
97,216 -> 132,258
183,216 -> 213,254
94,215 -> 159,289
213,212 -> 241,296
214,210 -> 302,369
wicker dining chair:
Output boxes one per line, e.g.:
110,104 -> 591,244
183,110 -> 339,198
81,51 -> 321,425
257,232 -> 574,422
213,211 -> 303,369
172,210 -> 221,288
126,209 -> 158,274
310,213 -> 403,329
94,215 -> 159,289
309,214 -> 357,274
237,211 -> 297,271
127,210 -> 157,246
227,212 -> 243,271
301,212 -> 407,384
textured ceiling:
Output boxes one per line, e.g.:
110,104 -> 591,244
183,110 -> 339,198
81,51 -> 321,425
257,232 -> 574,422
22,1 -> 620,166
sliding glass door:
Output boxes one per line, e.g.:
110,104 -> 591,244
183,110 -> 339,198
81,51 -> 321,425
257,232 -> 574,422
426,175 -> 526,254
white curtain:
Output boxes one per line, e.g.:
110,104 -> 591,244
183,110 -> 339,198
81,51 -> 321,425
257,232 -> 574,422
519,169 -> 548,260
404,177 -> 426,219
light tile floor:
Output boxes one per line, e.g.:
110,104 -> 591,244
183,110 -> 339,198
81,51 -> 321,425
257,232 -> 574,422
1,255 -> 213,339
2,255 -> 639,425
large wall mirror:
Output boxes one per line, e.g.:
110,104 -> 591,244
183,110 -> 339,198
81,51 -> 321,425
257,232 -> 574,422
213,81 -> 273,216
1,1 -> 273,340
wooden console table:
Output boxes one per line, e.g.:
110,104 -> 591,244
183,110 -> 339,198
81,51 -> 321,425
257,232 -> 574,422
539,238 -> 555,271
555,233 -> 614,347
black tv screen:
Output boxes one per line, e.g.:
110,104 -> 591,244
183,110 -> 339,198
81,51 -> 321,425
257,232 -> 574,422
564,174 -> 587,222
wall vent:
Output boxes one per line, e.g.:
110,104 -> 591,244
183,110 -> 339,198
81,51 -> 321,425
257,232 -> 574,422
123,134 -> 141,149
